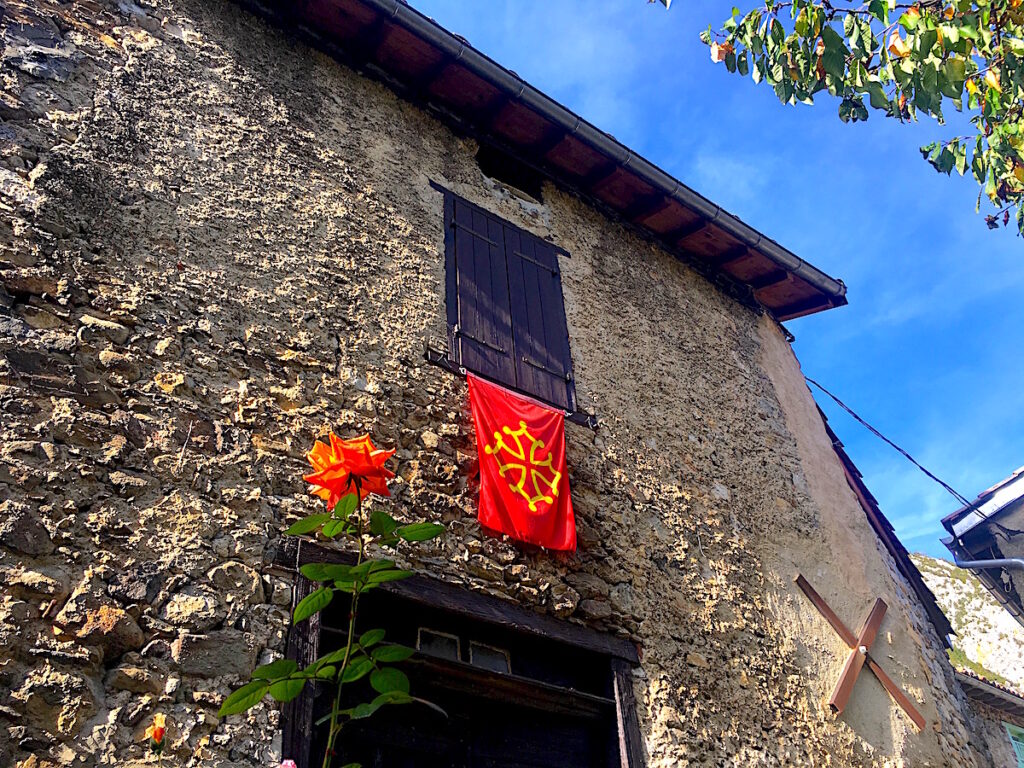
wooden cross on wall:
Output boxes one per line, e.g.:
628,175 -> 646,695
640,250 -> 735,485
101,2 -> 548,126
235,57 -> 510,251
795,574 -> 926,730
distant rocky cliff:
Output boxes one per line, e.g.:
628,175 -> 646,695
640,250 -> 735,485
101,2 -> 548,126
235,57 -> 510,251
912,554 -> 1024,690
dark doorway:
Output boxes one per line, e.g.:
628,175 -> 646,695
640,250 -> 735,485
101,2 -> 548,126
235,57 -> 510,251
309,590 -> 619,768
331,671 -> 614,767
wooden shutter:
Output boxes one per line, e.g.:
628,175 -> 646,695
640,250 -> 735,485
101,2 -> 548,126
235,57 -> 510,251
1007,723 -> 1024,766
504,226 -> 575,411
443,189 -> 575,412
446,195 -> 517,391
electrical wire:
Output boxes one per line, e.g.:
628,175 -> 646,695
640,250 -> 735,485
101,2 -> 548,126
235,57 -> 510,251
805,377 -> 974,510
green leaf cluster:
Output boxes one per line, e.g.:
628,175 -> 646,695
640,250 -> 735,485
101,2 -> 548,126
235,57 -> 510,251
296,558 -> 416,602
219,476 -> 446,768
690,0 -> 1024,233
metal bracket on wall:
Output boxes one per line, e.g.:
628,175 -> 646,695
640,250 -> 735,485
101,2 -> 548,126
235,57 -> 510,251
424,347 -> 599,429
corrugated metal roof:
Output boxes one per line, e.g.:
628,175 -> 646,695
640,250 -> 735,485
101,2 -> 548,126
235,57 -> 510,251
943,466 -> 1024,536
239,0 -> 848,320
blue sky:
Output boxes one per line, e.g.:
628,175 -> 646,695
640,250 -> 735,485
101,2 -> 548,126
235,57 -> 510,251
413,0 -> 1024,558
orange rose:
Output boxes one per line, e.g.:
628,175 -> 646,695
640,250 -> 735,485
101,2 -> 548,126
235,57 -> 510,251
144,712 -> 166,752
303,432 -> 395,507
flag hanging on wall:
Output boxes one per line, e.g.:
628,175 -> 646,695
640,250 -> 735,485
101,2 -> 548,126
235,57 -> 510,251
467,373 -> 576,552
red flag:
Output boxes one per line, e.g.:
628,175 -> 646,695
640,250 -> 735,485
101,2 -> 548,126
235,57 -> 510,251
467,373 -> 576,551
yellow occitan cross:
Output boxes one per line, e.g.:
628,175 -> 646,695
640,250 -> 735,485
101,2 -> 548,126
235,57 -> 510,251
484,421 -> 561,511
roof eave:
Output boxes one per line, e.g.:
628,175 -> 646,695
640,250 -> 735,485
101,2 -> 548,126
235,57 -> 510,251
955,671 -> 1024,719
245,0 -> 848,319
943,536 -> 1024,629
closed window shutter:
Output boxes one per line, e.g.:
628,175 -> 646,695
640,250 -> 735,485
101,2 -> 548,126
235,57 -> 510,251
447,196 -> 517,390
443,189 -> 576,412
1006,722 -> 1024,767
504,226 -> 575,412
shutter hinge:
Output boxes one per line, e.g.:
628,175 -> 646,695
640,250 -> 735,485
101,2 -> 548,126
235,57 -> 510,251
521,356 -> 572,382
511,250 -> 559,276
454,324 -> 506,355
450,220 -> 498,247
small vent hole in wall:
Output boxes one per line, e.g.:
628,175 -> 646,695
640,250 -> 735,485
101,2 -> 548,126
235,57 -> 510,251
476,144 -> 545,204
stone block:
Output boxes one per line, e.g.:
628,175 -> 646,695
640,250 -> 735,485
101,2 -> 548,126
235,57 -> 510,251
12,664 -> 97,739
0,500 -> 54,556
269,579 -> 292,607
549,584 -> 580,617
105,665 -> 164,694
98,348 -> 141,381
207,561 -> 265,605
1,270 -> 58,297
20,306 -> 65,330
154,371 -> 186,394
610,583 -> 634,614
78,314 -> 130,344
107,563 -> 166,605
577,599 -> 612,620
686,651 -> 710,669
6,566 -> 69,601
567,572 -> 611,598
53,573 -> 145,661
171,631 -> 258,678
66,604 -> 145,660
0,315 -> 29,341
161,586 -> 225,631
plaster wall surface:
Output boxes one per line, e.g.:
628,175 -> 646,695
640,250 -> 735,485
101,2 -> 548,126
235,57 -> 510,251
0,1 -> 993,766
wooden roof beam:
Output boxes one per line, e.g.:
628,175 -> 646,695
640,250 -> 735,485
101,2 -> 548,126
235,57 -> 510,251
581,162 -> 621,189
706,245 -> 749,268
478,93 -> 512,132
533,126 -> 569,157
665,218 -> 708,243
773,294 -> 836,321
748,269 -> 790,291
622,193 -> 669,223
407,55 -> 454,94
955,671 -> 1024,717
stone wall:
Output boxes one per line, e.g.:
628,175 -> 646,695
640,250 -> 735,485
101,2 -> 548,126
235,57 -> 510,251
0,1 -> 995,766
970,701 -> 1023,768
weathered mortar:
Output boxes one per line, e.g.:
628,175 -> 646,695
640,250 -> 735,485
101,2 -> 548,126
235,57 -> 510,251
0,0 -> 997,766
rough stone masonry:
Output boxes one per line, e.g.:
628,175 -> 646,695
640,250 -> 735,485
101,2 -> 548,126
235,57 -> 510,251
0,0 -> 999,766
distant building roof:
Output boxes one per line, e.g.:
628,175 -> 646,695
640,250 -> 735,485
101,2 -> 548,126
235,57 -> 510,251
955,669 -> 1024,720
942,468 -> 1024,629
240,0 -> 847,320
943,466 -> 1024,538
